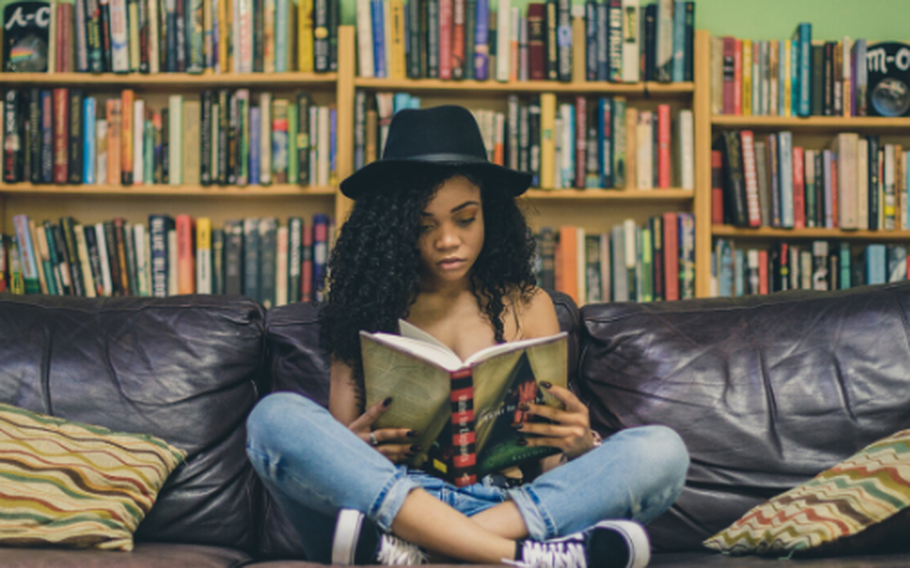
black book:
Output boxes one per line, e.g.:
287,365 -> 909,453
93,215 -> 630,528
717,132 -> 748,227
23,115 -> 31,184
823,42 -> 834,116
407,0 -> 422,77
683,2 -> 694,81
4,89 -> 21,182
242,218 -> 260,300
328,0 -> 339,71
228,90 -> 238,184
223,219 -> 243,295
584,0 -> 596,81
810,44 -> 824,116
288,217 -> 302,303
3,1 -> 50,72
83,224 -> 105,297
518,101 -> 530,173
297,91 -> 311,184
161,107 -> 170,184
650,216 -> 664,302
313,0 -> 330,72
48,222 -> 73,295
528,97 -> 541,186
212,228 -> 225,295
175,0 -> 186,71
111,219 -> 131,296
86,0 -> 103,71
200,90 -> 213,185
556,0 -> 570,81
427,0 -> 439,78
595,0 -> 608,81
643,4 -> 657,81
418,0 -> 429,77
767,133 -> 781,227
464,0 -> 476,80
258,217 -> 277,308
122,221 -> 140,297
545,0 -> 557,80
68,89 -> 83,184
28,88 -> 41,183
103,220 -> 123,295
60,217 -> 85,297
40,89 -> 52,183
253,0 -> 264,72
217,89 -> 229,185
868,134 -> 880,230
814,151 -> 824,229
99,0 -> 112,70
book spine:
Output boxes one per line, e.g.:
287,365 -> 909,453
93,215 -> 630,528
607,0 -> 621,82
109,0 -> 130,71
83,97 -> 96,185
224,220 -> 243,295
28,90 -> 41,184
52,88 -> 68,184
448,368 -> 477,488
313,0 -> 329,71
259,217 -> 277,307
621,0 -> 640,83
427,0 -> 438,78
243,217 -> 260,300
272,99 -> 289,183
495,0 -> 510,81
288,217 -> 303,302
196,217 -> 212,293
739,130 -> 760,227
556,0 -> 570,81
175,214 -> 195,294
452,0 -> 465,79
13,216 -> 40,294
41,91 -> 54,183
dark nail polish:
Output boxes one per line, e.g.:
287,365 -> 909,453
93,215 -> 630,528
541,381 -> 552,389
410,444 -> 422,452
407,430 -> 419,438
516,438 -> 527,447
383,397 -> 393,407
518,403 -> 530,411
511,422 -> 523,430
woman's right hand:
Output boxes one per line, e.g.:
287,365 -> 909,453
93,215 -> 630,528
348,397 -> 420,463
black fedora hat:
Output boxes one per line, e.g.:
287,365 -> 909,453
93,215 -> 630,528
340,105 -> 532,199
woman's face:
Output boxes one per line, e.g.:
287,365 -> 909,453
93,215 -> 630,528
417,175 -> 485,288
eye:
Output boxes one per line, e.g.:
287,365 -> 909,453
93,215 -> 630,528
418,222 -> 435,233
456,217 -> 476,227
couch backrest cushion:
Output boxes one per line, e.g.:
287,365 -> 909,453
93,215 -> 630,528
259,289 -> 579,559
0,295 -> 267,554
577,282 -> 910,552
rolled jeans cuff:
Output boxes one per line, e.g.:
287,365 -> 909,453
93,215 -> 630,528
369,466 -> 419,532
507,485 -> 557,541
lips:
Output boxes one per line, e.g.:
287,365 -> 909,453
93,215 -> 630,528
439,258 -> 465,270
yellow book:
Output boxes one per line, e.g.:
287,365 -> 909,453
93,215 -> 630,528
390,0 -> 406,80
540,93 -> 556,190
219,0 -> 230,72
264,0 -> 275,72
783,39 -> 792,117
741,40 -> 752,116
196,217 -> 212,294
298,0 -> 314,72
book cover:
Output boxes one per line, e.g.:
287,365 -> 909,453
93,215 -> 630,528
364,322 -> 567,486
3,1 -> 50,72
621,0 -> 639,83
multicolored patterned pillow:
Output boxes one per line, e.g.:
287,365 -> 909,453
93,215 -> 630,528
0,402 -> 186,551
704,429 -> 910,556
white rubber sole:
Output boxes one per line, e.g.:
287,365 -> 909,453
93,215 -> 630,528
593,520 -> 651,568
332,508 -> 366,565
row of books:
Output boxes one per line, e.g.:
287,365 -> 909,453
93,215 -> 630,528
715,130 -> 910,231
2,0 -> 339,74
711,24 -> 896,118
355,90 -> 694,190
2,88 -> 336,187
355,0 -> 695,82
534,212 -> 695,305
0,213 -> 335,307
712,239 -> 909,298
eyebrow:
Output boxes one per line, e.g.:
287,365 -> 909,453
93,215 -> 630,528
420,201 -> 481,217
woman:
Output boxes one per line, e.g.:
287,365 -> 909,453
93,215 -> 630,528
246,106 -> 689,568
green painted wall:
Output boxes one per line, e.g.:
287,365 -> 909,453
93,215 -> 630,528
340,0 -> 910,42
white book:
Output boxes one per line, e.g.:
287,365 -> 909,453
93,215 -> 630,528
778,131 -> 794,228
133,223 -> 149,296
496,0 -> 511,82
621,0 -> 640,83
495,111 -> 505,168
833,133 -> 859,229
575,227 -> 586,307
481,110 -> 495,161
679,110 -> 693,190
167,229 -> 178,296
96,121 -> 107,185
384,0 -> 393,80
109,0 -> 130,72
133,98 -> 144,185
149,0 -> 160,72
356,0 -> 374,77
510,6 -> 520,79
275,0 -> 288,71
309,105 -> 318,184
73,225 -> 96,298
260,92 -> 272,184
240,0 -> 254,72
95,224 -> 113,297
168,95 -> 183,185
276,225 -> 288,306
196,219 -> 212,294
636,111 -> 653,189
318,105 -> 330,187
655,0 -> 673,82
858,139 -> 869,230
560,104 -> 573,188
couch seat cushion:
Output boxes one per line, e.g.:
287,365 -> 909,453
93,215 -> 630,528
0,543 -> 251,567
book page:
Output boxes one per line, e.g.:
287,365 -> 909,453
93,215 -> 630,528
361,330 -> 465,371
464,331 -> 568,366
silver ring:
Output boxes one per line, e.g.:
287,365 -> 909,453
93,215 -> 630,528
369,432 -> 378,446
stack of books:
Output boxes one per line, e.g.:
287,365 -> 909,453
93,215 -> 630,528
1,212 -> 334,307
2,88 -> 337,187
356,0 -> 695,82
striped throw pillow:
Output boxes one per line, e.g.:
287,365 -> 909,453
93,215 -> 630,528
0,402 -> 186,551
703,429 -> 910,556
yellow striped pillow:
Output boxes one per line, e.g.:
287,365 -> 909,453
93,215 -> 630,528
0,402 -> 187,551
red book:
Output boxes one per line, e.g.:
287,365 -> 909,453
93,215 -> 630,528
52,88 -> 69,184
574,97 -> 586,188
175,214 -> 196,295
758,250 -> 769,294
792,146 -> 806,229
733,39 -> 742,116
657,104 -> 671,188
739,130 -> 760,227
711,150 -> 724,224
301,223 -> 313,302
57,3 -> 75,72
527,4 -> 546,81
662,212 -> 679,301
438,0 -> 453,80
452,0 -> 465,79
722,37 -> 735,115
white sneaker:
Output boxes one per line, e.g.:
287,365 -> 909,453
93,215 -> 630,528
331,508 -> 428,565
512,520 -> 650,568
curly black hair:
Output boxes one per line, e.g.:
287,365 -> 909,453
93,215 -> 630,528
319,166 -> 538,379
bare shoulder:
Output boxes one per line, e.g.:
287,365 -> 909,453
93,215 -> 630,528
515,287 -> 561,339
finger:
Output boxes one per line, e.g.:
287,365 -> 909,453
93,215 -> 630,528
349,397 -> 394,431
539,383 -> 588,414
516,435 -> 568,451
372,427 -> 419,445
377,443 -> 422,462
514,422 -> 585,440
520,403 -> 584,426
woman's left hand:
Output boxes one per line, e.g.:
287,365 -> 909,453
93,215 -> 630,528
514,382 -> 596,461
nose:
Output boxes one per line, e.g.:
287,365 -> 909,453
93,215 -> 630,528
434,223 -> 460,250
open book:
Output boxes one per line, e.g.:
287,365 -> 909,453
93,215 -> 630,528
361,320 -> 568,486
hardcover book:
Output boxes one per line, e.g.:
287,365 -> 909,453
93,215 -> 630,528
364,321 -> 567,487
3,1 -> 50,72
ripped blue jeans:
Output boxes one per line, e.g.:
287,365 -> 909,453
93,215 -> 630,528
246,392 -> 689,563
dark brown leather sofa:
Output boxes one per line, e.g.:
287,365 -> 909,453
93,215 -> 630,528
1,283 -> 909,567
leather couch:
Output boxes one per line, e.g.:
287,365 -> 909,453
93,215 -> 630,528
1,283 -> 909,567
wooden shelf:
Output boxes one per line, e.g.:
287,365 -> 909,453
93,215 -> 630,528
0,72 -> 338,89
525,188 -> 694,200
712,115 -> 910,131
713,225 -> 910,240
354,77 -> 694,97
0,184 -> 336,197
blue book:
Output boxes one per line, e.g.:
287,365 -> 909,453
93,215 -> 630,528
330,107 -> 337,182
792,23 -> 812,117
866,244 -> 887,285
671,0 -> 685,82
778,131 -> 794,228
394,93 -> 411,113
717,239 -> 733,297
83,97 -> 96,185
596,2 -> 608,81
474,0 -> 489,80
410,97 -> 421,109
734,249 -> 745,297
584,0 -> 596,81
839,241 -> 851,289
371,0 -> 386,78
41,90 -> 53,183
275,0 -> 288,72
148,215 -> 173,298
250,106 -> 261,185
791,39 -> 800,117
597,97 -> 611,188
822,149 -> 834,229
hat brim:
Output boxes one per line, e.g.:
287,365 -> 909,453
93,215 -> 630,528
340,160 -> 533,199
